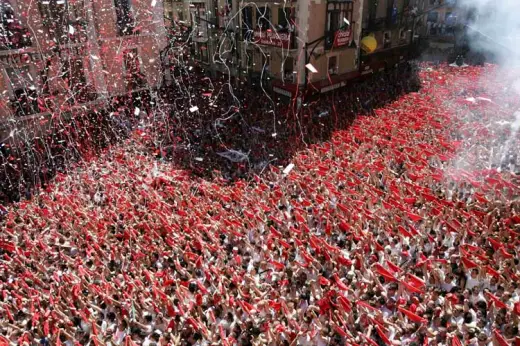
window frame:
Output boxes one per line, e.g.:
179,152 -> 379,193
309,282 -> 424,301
328,55 -> 338,75
256,5 -> 270,30
326,1 -> 353,32
114,0 -> 135,36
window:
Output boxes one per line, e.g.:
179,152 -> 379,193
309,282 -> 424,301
62,58 -> 86,92
242,6 -> 253,40
200,43 -> 208,63
399,28 -> 407,43
277,7 -> 291,30
38,0 -> 87,43
123,48 -> 145,90
0,0 -> 31,49
283,56 -> 294,80
261,54 -> 270,72
325,1 -> 353,49
328,56 -> 337,75
388,0 -> 398,25
326,2 -> 353,32
114,0 -> 135,36
177,10 -> 183,21
256,6 -> 270,30
383,31 -> 391,48
6,67 -> 38,116
427,11 -> 438,22
38,0 -> 66,40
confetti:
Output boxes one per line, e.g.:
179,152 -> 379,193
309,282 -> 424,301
282,163 -> 294,175
305,63 -> 318,73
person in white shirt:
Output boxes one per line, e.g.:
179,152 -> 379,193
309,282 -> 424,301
441,273 -> 457,293
465,268 -> 483,290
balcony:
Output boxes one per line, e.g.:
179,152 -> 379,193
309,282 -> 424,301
364,9 -> 411,33
0,26 -> 32,50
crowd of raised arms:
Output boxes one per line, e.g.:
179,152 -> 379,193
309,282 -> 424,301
0,63 -> 519,346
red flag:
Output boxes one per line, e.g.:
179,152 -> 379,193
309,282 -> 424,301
362,334 -> 379,346
319,276 -> 331,286
500,247 -> 514,259
401,280 -> 424,294
356,301 -> 379,313
407,273 -> 425,288
338,295 -> 352,312
488,238 -> 503,251
0,241 -> 16,253
386,260 -> 402,274
406,212 -> 423,222
339,221 -> 351,232
373,264 -> 397,282
269,260 -> 285,270
451,336 -> 462,346
514,302 -> 520,315
0,335 -> 10,346
333,324 -> 349,338
486,265 -> 501,278
398,225 -> 412,238
333,273 -> 350,291
337,256 -> 353,267
493,329 -> 509,346
398,307 -> 427,323
460,256 -> 478,269
486,292 -> 507,309
376,325 -> 392,345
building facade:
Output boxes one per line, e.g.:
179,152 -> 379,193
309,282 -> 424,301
358,0 -> 415,76
200,0 -> 413,98
0,0 -> 167,125
237,0 -> 364,98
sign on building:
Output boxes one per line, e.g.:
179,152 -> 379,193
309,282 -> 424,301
333,28 -> 351,48
253,30 -> 291,49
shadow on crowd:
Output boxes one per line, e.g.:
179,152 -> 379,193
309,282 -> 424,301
155,62 -> 420,181
0,62 -> 420,205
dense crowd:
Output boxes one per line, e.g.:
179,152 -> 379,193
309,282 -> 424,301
0,61 -> 418,204
0,63 -> 519,346
151,61 -> 419,181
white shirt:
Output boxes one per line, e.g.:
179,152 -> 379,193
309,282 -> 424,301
465,275 -> 481,290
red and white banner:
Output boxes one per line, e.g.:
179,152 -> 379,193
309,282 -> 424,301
253,30 -> 291,49
334,29 -> 351,48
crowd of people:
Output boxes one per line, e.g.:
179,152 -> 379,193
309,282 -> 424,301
0,57 -> 418,205
0,91 -> 152,205
151,61 -> 419,181
0,63 -> 519,346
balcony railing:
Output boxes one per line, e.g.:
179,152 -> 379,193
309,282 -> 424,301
365,9 -> 412,32
0,26 -> 32,50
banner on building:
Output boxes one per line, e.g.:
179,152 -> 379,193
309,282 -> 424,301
333,28 -> 351,48
253,30 -> 291,49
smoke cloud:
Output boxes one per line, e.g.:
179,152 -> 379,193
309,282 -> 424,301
459,0 -> 520,65
434,0 -> 520,177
